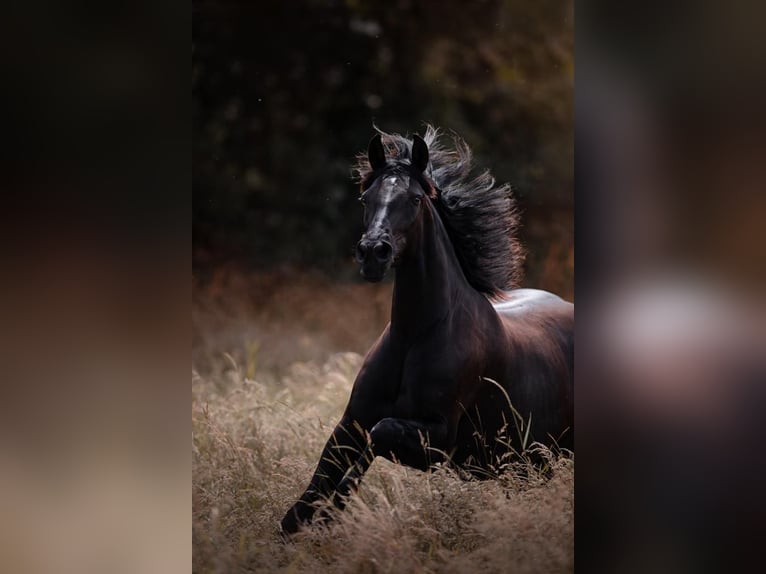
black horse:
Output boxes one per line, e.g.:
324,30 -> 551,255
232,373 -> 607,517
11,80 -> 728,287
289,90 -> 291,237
280,127 -> 573,535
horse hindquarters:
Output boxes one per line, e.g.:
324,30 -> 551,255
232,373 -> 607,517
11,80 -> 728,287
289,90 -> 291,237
450,324 -> 573,474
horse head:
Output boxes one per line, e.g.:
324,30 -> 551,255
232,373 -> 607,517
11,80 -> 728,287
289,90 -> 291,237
355,133 -> 435,281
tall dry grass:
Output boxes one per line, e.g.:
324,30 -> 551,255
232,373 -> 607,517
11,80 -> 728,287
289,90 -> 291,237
192,267 -> 393,376
192,351 -> 573,573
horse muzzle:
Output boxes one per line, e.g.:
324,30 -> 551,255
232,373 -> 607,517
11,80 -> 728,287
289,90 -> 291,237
355,236 -> 393,281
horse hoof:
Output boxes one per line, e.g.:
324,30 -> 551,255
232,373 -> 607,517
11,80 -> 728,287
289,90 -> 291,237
278,526 -> 296,544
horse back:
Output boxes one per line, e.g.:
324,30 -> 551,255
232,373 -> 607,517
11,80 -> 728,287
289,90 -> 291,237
493,289 -> 573,358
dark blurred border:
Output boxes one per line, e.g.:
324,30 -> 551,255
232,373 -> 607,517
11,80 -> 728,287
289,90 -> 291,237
576,2 -> 766,573
0,2 -> 190,572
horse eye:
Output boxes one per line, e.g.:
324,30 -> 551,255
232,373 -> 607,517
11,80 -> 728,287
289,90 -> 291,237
359,196 -> 366,205
412,196 -> 421,205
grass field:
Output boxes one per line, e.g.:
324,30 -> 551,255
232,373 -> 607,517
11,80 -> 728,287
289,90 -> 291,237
192,351 -> 573,574
192,269 -> 573,573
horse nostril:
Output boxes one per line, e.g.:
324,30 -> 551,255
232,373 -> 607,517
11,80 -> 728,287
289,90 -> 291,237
373,241 -> 392,261
355,242 -> 368,261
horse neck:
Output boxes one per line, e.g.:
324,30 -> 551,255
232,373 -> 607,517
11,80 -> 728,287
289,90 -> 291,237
390,199 -> 472,339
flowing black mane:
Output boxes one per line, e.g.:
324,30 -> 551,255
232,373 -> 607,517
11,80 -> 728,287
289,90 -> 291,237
353,125 -> 525,296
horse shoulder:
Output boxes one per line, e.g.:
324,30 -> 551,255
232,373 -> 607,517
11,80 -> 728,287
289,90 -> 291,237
396,301 -> 501,416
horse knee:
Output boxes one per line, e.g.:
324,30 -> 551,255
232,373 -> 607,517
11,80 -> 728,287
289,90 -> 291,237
369,418 -> 441,469
370,418 -> 404,453
280,499 -> 315,535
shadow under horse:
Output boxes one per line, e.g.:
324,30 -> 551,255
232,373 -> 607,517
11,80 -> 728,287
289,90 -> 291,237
281,127 -> 573,535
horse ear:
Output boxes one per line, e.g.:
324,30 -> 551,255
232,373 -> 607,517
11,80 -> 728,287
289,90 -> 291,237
411,134 -> 429,172
368,134 -> 387,170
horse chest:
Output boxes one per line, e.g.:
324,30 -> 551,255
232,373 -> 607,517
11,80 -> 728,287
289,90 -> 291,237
349,353 -> 455,420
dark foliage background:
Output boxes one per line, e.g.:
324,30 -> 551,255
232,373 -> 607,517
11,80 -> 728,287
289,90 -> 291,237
193,0 -> 573,295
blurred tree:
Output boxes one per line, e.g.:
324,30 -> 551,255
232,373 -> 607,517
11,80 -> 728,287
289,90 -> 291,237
193,0 -> 573,278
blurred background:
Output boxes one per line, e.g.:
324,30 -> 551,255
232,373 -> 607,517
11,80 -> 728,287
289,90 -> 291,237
192,0 -> 573,373
577,2 -> 766,572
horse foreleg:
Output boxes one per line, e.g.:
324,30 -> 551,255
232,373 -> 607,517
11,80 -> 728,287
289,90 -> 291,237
369,417 -> 450,471
316,418 -> 449,525
331,442 -> 374,508
280,415 -> 368,535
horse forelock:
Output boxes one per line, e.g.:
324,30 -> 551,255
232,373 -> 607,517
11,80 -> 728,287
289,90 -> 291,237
360,161 -> 437,200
